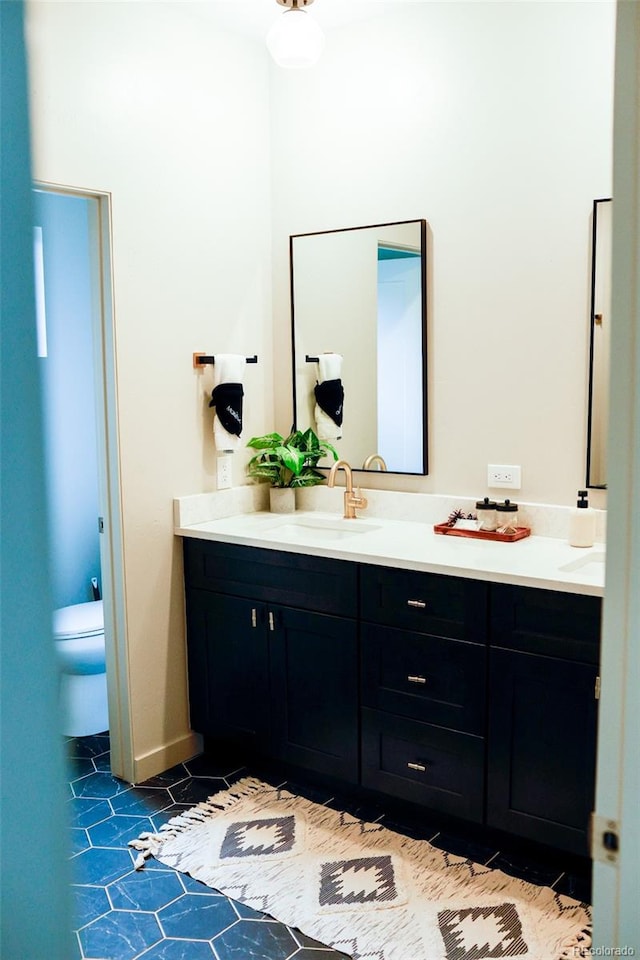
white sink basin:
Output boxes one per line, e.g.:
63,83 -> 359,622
559,551 -> 605,573
266,515 -> 382,543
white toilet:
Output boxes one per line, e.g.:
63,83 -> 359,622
53,599 -> 108,737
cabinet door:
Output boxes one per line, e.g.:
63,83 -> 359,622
487,647 -> 598,855
269,606 -> 358,784
185,590 -> 270,748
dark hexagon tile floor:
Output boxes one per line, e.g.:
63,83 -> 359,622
67,732 -> 591,959
67,733 -> 349,959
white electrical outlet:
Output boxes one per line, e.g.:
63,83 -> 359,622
217,455 -> 232,490
487,464 -> 522,489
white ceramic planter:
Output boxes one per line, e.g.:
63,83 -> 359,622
269,487 -> 296,514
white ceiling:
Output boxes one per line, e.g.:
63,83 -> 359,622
189,0 -> 399,42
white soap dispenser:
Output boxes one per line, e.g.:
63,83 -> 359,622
568,490 -> 596,547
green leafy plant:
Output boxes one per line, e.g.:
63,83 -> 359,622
246,428 -> 338,488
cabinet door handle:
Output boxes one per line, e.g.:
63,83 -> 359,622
407,761 -> 427,772
407,599 -> 427,609
407,675 -> 427,685
268,611 -> 275,632
251,608 -> 257,628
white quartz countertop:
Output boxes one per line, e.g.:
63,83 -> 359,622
175,509 -> 605,597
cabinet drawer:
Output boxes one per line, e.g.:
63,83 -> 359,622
361,624 -> 485,734
491,584 -> 601,663
360,564 -> 488,643
361,708 -> 485,822
184,538 -> 357,617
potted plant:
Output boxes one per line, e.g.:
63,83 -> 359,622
246,428 -> 338,512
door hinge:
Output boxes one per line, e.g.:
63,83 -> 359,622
595,675 -> 601,699
98,516 -> 104,533
590,813 -> 620,864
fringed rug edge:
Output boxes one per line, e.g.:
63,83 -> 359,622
128,775 -> 267,870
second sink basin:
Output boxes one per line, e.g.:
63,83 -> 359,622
559,551 -> 605,573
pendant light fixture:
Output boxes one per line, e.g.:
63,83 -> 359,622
266,0 -> 325,70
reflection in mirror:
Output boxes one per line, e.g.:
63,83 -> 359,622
291,220 -> 427,475
586,198 -> 612,489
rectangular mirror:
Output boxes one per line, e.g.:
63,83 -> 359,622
586,198 -> 612,489
290,219 -> 428,475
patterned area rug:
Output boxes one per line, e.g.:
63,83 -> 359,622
130,777 -> 591,960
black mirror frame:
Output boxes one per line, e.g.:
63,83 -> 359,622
289,218 -> 429,476
586,197 -> 612,490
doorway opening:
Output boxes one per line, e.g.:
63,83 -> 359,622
33,183 -> 131,779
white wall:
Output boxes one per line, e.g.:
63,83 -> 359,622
26,0 -> 616,778
27,1 -> 274,777
271,1 -> 616,507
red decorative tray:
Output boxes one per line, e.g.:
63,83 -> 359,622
433,523 -> 531,542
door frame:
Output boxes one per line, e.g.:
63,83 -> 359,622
591,1 -> 640,947
34,180 -> 134,782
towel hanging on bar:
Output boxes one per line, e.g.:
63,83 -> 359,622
314,353 -> 343,441
209,353 -> 245,451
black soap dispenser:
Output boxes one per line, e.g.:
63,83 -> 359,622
568,490 -> 595,547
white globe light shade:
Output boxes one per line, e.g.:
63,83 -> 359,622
266,8 -> 325,69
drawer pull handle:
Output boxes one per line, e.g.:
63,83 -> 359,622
251,608 -> 257,628
407,599 -> 427,609
407,675 -> 427,685
268,611 -> 275,632
407,761 -> 427,773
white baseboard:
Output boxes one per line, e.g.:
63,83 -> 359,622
133,730 -> 203,784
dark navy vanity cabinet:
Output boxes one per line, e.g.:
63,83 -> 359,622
183,538 -> 601,858
487,585 -> 601,856
183,538 -> 359,783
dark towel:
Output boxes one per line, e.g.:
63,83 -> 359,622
314,378 -> 344,427
209,382 -> 244,436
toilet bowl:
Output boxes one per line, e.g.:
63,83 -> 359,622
53,599 -> 108,737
